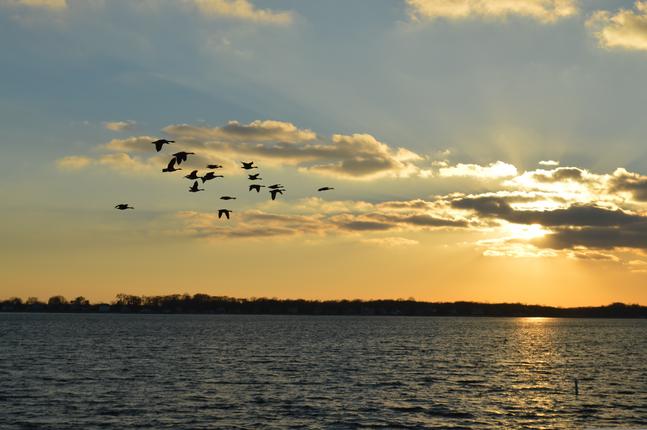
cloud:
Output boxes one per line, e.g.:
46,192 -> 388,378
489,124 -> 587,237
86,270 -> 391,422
539,223 -> 647,250
452,195 -> 643,227
528,167 -> 588,183
438,161 -> 518,179
174,197 -> 473,242
95,153 -> 159,174
164,120 -> 316,144
56,153 -> 160,174
103,120 -> 137,132
609,168 -> 647,201
588,1 -> 647,51
539,160 -> 560,166
300,134 -> 427,179
56,155 -> 92,170
627,259 -> 647,273
361,237 -> 420,247
406,0 -> 578,23
102,136 -> 158,153
568,249 -> 620,261
1,0 -> 66,9
190,0 -> 293,25
98,121 -> 430,179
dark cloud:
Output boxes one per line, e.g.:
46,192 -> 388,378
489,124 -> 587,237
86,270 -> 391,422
532,167 -> 587,183
397,214 -> 468,228
538,222 -> 647,250
452,195 -> 643,227
609,169 -> 647,201
336,220 -> 395,231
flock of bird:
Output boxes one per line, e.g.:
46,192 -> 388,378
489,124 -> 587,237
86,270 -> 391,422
114,139 -> 335,219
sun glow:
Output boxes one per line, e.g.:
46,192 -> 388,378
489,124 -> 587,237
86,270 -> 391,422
503,223 -> 550,241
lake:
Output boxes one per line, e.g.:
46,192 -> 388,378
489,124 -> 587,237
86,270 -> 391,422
1,314 -> 646,429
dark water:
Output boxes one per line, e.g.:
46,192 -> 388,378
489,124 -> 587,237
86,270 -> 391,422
1,314 -> 646,429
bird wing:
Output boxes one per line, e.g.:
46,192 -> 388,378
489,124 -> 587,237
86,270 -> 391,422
167,158 -> 177,169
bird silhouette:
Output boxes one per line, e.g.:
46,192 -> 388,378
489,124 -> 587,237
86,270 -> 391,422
201,172 -> 224,183
318,187 -> 335,192
172,151 -> 195,165
162,158 -> 181,172
241,161 -> 258,170
218,209 -> 232,219
249,184 -> 266,192
269,189 -> 284,200
114,204 -> 134,210
152,139 -> 174,152
207,164 -> 223,169
220,196 -> 236,200
185,170 -> 200,180
189,181 -> 204,193
248,173 -> 262,180
268,184 -> 284,189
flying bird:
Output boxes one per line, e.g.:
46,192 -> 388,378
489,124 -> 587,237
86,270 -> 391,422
268,184 -> 284,189
189,181 -> 204,193
151,139 -> 174,152
318,187 -> 335,192
269,189 -> 284,200
184,170 -> 200,180
220,196 -> 236,200
162,158 -> 181,172
241,161 -> 258,170
201,172 -> 224,183
206,164 -> 223,169
249,184 -> 266,192
114,204 -> 134,210
248,173 -> 262,180
218,209 -> 232,219
172,151 -> 195,165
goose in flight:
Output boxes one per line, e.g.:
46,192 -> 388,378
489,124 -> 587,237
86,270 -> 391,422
268,184 -> 284,189
184,170 -> 200,180
189,181 -> 204,193
318,187 -> 335,192
173,151 -> 195,165
269,189 -> 284,200
207,164 -> 223,169
220,196 -> 236,200
162,158 -> 181,172
249,184 -> 266,192
152,139 -> 174,152
248,173 -> 262,181
201,172 -> 224,183
218,209 -> 232,219
115,204 -> 134,210
241,161 -> 258,170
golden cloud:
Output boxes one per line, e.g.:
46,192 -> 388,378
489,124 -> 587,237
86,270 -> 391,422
406,0 -> 578,23
1,0 -> 66,9
191,0 -> 293,25
588,1 -> 647,51
103,120 -> 137,132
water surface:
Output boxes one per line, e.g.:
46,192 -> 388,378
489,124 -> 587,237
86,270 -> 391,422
1,314 -> 646,429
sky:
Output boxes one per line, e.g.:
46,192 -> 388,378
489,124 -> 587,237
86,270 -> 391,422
2,0 -> 647,306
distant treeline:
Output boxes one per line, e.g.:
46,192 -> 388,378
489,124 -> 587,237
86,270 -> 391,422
1,294 -> 647,318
